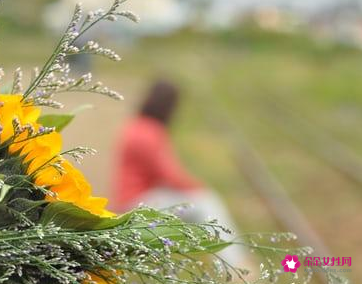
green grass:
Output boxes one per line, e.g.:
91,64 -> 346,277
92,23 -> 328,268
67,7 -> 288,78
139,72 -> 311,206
0,26 -> 361,283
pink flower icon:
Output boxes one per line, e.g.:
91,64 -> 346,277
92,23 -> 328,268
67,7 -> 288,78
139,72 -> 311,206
281,255 -> 301,273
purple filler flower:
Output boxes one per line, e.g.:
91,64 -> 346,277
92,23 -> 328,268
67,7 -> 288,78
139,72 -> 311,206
162,238 -> 173,247
38,126 -> 45,134
35,90 -> 44,97
148,222 -> 158,229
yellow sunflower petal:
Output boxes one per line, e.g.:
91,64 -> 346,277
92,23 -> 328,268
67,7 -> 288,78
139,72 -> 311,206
0,94 -> 40,142
45,163 -> 90,203
1,94 -> 115,218
84,273 -> 108,284
78,196 -> 116,217
84,271 -> 123,284
21,131 -> 62,165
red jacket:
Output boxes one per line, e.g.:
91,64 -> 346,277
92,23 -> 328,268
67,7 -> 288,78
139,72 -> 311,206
111,116 -> 201,211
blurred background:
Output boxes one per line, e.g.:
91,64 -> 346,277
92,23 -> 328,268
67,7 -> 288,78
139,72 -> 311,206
0,0 -> 361,283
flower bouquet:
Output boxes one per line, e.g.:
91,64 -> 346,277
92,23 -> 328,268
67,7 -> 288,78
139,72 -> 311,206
0,1 -> 350,284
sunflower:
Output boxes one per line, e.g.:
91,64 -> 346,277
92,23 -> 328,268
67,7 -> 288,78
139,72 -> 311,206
0,94 -> 114,217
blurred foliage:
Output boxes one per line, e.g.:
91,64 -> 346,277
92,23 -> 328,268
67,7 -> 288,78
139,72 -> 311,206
217,24 -> 360,58
0,0 -> 56,32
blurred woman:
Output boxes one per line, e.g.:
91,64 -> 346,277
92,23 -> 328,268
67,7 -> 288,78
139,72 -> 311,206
111,81 -> 203,211
111,80 -> 244,264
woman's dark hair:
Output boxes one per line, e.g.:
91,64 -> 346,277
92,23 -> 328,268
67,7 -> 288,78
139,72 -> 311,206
140,80 -> 179,125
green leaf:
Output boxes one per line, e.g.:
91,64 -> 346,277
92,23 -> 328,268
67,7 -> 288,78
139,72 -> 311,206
129,220 -> 230,254
0,203 -> 16,227
120,208 -> 231,254
37,105 -> 93,132
38,114 -> 74,132
9,198 -> 48,213
0,199 -> 47,227
40,202 -> 230,253
40,201 -> 125,230
0,183 -> 12,202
